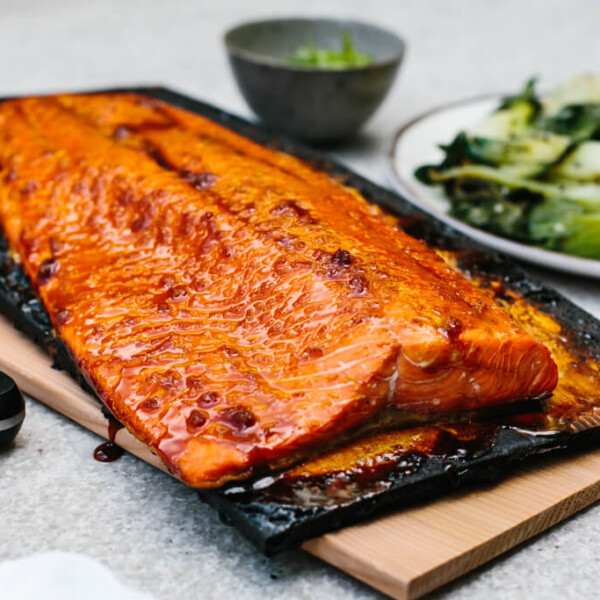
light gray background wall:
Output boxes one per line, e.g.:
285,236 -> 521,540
1,1 -> 599,598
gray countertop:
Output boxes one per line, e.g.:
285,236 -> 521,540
1,0 -> 600,598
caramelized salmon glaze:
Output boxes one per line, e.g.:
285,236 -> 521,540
0,94 -> 558,486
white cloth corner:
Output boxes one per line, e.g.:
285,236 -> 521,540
0,551 -> 156,600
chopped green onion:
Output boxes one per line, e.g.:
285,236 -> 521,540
288,31 -> 373,69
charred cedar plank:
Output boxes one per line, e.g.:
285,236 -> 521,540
1,88 -> 600,553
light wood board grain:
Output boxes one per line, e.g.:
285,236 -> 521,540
2,314 -> 600,599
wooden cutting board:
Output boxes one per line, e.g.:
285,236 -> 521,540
3,314 -> 600,599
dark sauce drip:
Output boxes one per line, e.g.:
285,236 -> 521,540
37,257 -> 59,286
505,410 -> 549,431
93,412 -> 125,463
93,441 -> 124,462
225,425 -> 501,507
180,170 -> 218,191
331,248 -> 352,267
221,406 -> 256,431
224,450 -> 428,507
432,425 -> 499,459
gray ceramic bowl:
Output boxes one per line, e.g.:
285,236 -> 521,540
224,18 -> 405,144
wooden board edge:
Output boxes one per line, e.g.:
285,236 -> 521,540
303,455 -> 600,600
0,321 -> 167,472
303,535 -> 410,599
408,477 -> 600,598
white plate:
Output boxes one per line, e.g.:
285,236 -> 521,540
388,95 -> 600,278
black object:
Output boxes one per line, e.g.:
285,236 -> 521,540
0,372 -> 25,447
225,18 -> 404,143
0,88 -> 600,554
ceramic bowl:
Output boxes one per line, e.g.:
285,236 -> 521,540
224,18 -> 405,144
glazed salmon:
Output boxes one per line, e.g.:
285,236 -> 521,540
0,94 -> 558,487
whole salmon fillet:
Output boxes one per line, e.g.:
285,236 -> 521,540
0,94 -> 558,486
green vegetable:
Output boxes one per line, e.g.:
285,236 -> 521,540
415,75 -> 600,259
288,31 -> 373,69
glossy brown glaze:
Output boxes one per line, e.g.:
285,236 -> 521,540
226,282 -> 600,509
0,94 -> 557,487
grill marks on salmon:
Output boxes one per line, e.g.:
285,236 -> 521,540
0,94 -> 558,486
